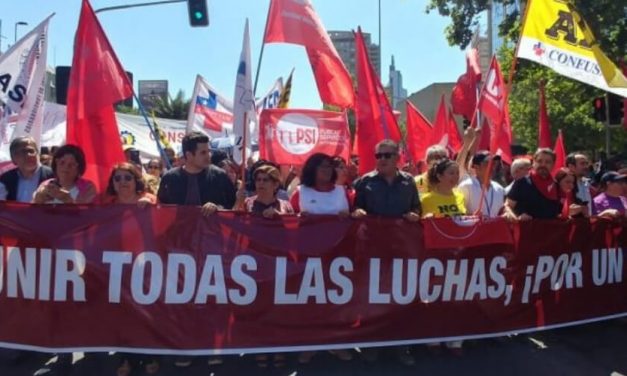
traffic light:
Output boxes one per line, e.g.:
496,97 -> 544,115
592,94 -> 625,124
187,0 -> 209,27
592,96 -> 606,122
607,94 -> 624,125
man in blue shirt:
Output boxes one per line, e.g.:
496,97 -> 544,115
0,137 -> 53,202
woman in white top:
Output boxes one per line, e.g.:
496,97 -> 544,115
289,153 -> 350,216
288,153 -> 353,364
32,144 -> 96,204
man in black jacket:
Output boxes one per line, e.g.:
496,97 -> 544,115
0,137 -> 53,202
157,132 -> 236,214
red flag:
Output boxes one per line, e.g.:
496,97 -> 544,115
354,28 -> 402,175
430,95 -> 448,147
405,101 -> 433,162
447,108 -> 462,153
451,48 -> 482,120
538,81 -> 552,148
552,129 -> 566,176
476,56 -> 512,164
264,0 -> 354,108
478,56 -> 506,126
259,108 -> 350,165
66,0 -> 132,192
477,116 -> 490,151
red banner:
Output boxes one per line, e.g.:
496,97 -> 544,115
0,203 -> 625,354
259,108 -> 350,165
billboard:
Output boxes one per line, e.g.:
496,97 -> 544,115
138,80 -> 168,111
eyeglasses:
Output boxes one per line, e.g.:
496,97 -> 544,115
113,175 -> 133,183
147,165 -> 160,170
375,152 -> 397,160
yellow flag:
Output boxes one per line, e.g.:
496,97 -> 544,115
151,110 -> 171,149
517,0 -> 627,96
278,68 -> 294,108
566,2 -> 627,88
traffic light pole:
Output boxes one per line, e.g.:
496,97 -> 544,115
604,94 -> 611,157
94,0 -> 186,14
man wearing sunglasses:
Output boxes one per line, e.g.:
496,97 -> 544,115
351,139 -> 421,366
352,139 -> 421,222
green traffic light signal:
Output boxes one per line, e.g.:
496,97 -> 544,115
187,0 -> 209,27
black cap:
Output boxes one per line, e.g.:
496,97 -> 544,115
601,171 -> 627,184
471,151 -> 491,166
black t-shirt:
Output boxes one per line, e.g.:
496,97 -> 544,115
507,177 -> 561,219
353,170 -> 421,217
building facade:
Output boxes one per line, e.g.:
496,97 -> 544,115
329,30 -> 381,80
388,55 -> 407,110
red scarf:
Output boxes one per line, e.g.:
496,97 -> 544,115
559,191 -> 573,218
530,171 -> 558,201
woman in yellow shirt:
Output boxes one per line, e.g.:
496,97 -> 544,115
420,159 -> 467,218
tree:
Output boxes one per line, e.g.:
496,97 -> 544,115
426,0 -> 627,157
116,104 -> 139,115
152,90 -> 191,120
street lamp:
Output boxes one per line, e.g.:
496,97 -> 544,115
14,21 -> 28,43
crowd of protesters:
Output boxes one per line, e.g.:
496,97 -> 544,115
0,129 -> 625,374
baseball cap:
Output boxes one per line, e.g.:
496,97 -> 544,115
601,171 -> 627,184
471,151 -> 491,166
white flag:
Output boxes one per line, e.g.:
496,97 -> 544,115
256,77 -> 283,112
0,15 -> 53,162
232,19 -> 255,165
186,74 -> 234,138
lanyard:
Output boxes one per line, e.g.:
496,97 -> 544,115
483,185 -> 494,216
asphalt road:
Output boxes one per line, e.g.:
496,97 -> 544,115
1,319 -> 626,376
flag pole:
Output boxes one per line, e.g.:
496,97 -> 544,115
236,111 -> 248,211
505,0 -> 533,96
132,92 -> 172,169
253,0 -> 272,96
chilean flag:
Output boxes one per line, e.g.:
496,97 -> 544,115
194,92 -> 233,132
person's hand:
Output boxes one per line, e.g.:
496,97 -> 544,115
518,213 -> 533,221
137,197 -> 153,209
501,211 -> 518,222
46,183 -> 72,203
569,204 -> 584,216
422,213 -> 434,219
463,126 -> 477,143
201,202 -> 219,217
403,212 -> 421,222
262,207 -> 280,219
236,187 -> 247,201
597,209 -> 620,219
351,209 -> 367,219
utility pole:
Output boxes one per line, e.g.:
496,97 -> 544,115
95,0 -> 186,14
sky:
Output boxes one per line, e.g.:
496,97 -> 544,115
1,0 -> 468,109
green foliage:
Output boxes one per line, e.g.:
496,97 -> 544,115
152,90 -> 191,120
426,0 -> 627,157
116,104 -> 139,115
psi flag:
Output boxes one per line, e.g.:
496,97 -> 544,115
259,108 -> 350,165
517,0 -> 627,97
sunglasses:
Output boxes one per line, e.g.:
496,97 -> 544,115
375,152 -> 397,160
147,165 -> 160,169
113,175 -> 134,183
